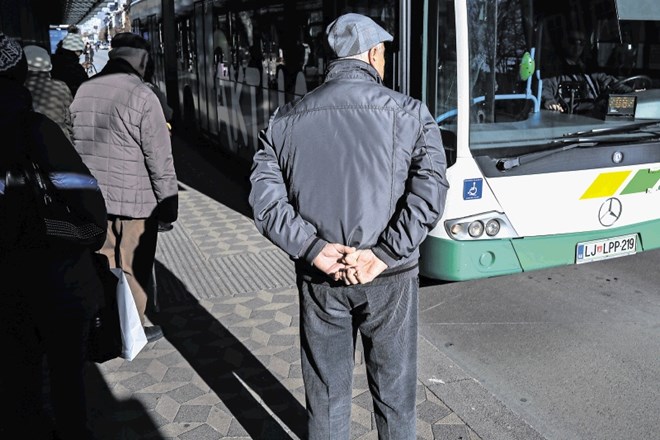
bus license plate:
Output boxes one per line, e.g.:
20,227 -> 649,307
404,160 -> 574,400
576,234 -> 637,264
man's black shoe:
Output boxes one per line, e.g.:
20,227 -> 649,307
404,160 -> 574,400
144,325 -> 164,343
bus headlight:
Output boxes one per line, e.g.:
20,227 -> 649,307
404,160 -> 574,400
450,223 -> 463,235
445,211 -> 517,240
468,221 -> 484,237
485,219 -> 500,236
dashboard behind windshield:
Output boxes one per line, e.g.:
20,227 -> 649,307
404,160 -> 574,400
436,0 -> 660,155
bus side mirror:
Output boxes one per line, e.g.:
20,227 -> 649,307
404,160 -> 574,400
519,51 -> 535,81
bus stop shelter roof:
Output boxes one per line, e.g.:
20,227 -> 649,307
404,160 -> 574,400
47,0 -> 107,25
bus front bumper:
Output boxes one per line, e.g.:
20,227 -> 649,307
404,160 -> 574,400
419,219 -> 660,282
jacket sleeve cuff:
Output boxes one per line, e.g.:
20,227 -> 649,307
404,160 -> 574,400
372,242 -> 399,267
302,236 -> 328,266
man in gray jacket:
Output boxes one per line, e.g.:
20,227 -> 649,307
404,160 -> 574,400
249,13 -> 448,439
71,33 -> 178,343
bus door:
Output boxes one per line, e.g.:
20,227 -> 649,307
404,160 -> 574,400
146,15 -> 167,95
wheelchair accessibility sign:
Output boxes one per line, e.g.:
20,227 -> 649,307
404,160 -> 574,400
463,178 -> 483,200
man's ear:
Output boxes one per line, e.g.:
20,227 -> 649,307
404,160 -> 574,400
369,46 -> 378,62
368,46 -> 379,67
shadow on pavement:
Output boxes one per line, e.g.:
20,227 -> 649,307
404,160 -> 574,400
85,362 -> 165,439
419,275 -> 454,288
148,261 -> 307,439
170,133 -> 253,218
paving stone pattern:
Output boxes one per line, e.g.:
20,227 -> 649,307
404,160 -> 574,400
85,180 -> 480,439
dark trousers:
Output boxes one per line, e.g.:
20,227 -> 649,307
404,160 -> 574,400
0,251 -> 100,439
0,288 -> 94,439
298,275 -> 419,440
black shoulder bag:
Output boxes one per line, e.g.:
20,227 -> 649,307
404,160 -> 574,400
4,155 -> 105,247
88,253 -> 123,363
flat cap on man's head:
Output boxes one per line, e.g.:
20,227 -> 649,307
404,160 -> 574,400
111,32 -> 150,51
326,13 -> 393,58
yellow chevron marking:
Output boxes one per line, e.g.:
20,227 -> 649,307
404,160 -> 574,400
580,171 -> 631,199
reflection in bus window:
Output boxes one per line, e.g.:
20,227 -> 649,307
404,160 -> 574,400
468,0 -> 531,123
435,0 -> 458,120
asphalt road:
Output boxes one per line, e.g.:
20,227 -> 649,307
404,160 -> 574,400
418,248 -> 660,440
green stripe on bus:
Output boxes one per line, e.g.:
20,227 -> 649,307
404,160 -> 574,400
419,219 -> 660,281
619,169 -> 660,195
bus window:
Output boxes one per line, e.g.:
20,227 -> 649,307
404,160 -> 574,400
434,0 -> 458,122
213,13 -> 230,79
468,0 -> 532,123
180,19 -> 191,73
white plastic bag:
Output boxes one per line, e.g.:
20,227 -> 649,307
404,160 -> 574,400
112,268 -> 148,361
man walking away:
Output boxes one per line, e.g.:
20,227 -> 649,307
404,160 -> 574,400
249,13 -> 449,439
51,32 -> 87,97
70,32 -> 178,343
23,44 -> 75,141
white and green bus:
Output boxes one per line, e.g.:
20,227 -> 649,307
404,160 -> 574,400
131,0 -> 660,281
420,0 -> 660,280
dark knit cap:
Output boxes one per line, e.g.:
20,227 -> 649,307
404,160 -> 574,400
0,33 -> 27,83
0,33 -> 23,72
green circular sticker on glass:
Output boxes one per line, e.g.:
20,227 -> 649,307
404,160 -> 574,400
519,51 -> 535,81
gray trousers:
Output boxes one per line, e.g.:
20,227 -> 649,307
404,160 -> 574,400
298,275 -> 418,440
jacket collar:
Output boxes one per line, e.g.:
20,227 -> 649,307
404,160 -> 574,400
95,58 -> 143,80
324,59 -> 382,85
108,47 -> 149,78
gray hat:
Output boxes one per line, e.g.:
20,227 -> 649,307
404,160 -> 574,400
326,13 -> 393,58
61,33 -> 85,52
24,45 -> 52,72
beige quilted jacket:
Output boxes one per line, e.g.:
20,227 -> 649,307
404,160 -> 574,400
70,72 -> 177,220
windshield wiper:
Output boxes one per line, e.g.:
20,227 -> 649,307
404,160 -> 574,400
562,120 -> 660,138
496,139 -> 598,171
497,127 -> 660,171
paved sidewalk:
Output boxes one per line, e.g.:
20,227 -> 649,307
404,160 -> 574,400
84,136 -> 481,439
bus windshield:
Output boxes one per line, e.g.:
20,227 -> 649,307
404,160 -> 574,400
456,0 -> 660,156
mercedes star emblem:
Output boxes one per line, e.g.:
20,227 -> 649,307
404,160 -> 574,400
598,197 -> 623,227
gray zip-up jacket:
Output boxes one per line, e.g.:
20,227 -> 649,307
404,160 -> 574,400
249,59 -> 449,280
